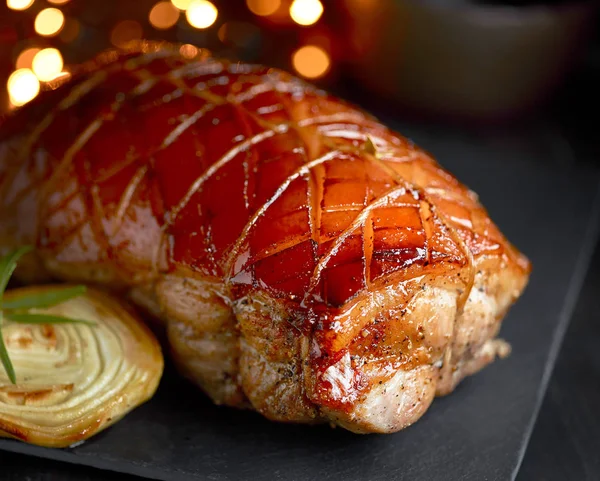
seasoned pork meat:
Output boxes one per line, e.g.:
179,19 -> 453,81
0,43 -> 530,433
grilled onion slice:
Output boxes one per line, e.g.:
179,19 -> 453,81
0,286 -> 163,448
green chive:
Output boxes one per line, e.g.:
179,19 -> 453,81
0,246 -> 33,297
0,246 -> 92,383
6,313 -> 96,326
0,314 -> 16,384
2,285 -> 87,310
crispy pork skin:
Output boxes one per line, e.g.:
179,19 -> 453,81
0,44 -> 530,433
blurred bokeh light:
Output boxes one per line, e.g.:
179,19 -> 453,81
186,0 -> 218,29
246,0 -> 281,17
15,48 -> 41,70
149,2 -> 180,30
290,0 -> 323,26
34,8 -> 65,37
179,43 -> 199,58
1,0 -> 594,123
292,45 -> 329,78
7,69 -> 40,107
31,48 -> 64,82
171,0 -> 192,10
6,0 -> 34,11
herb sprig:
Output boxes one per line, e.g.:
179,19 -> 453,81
0,246 -> 92,384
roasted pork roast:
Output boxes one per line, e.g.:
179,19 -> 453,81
0,44 -> 531,433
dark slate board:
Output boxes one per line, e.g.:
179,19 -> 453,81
1,120 -> 599,481
517,209 -> 600,481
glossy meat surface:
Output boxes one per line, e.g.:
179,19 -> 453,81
0,44 -> 531,433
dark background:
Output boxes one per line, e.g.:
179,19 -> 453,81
1,1 -> 599,479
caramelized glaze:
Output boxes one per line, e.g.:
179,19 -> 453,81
0,43 -> 531,433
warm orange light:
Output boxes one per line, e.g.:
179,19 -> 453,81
32,48 -> 64,82
7,69 -> 40,107
186,0 -> 218,29
48,0 -> 70,4
292,45 -> 330,79
7,0 -> 34,11
289,0 -> 323,26
179,44 -> 198,59
15,48 -> 41,70
110,20 -> 143,48
149,1 -> 180,30
246,0 -> 280,16
34,8 -> 65,37
171,0 -> 192,10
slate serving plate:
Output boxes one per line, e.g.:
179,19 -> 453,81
1,118 -> 599,481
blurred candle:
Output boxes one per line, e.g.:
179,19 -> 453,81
7,69 -> 40,106
149,1 -> 180,30
246,0 -> 281,17
32,48 -> 64,82
48,0 -> 70,4
186,0 -> 218,29
292,45 -> 330,78
290,0 -> 323,26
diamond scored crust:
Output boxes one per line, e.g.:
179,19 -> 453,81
0,45 -> 520,313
